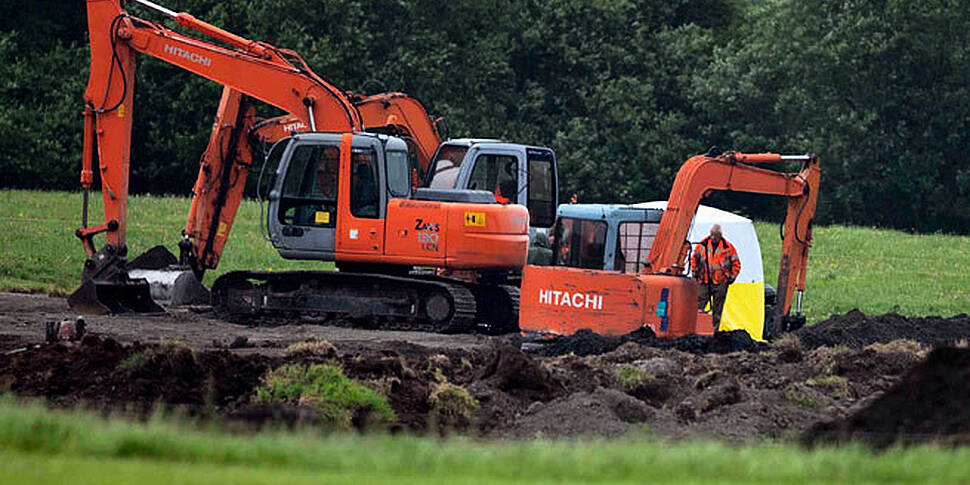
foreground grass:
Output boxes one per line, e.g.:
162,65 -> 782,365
0,189 -> 328,293
1,399 -> 969,484
2,189 -> 969,321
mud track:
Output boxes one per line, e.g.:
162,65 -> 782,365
2,293 -> 969,444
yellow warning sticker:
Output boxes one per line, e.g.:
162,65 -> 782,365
216,221 -> 227,237
315,211 -> 330,224
464,212 -> 485,227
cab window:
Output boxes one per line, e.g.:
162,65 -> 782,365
258,139 -> 289,201
553,218 -> 607,270
469,154 -> 517,203
278,144 -> 339,227
385,150 -> 411,197
527,156 -> 555,227
615,222 -> 659,273
428,145 -> 469,189
350,148 -> 380,218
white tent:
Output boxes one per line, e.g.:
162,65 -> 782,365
634,201 -> 766,340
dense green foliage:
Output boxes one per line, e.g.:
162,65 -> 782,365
2,0 -> 969,233
2,397 -> 970,484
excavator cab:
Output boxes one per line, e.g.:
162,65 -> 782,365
264,133 -> 411,260
425,140 -> 558,266
427,141 -> 558,228
550,205 -> 663,272
261,132 -> 529,271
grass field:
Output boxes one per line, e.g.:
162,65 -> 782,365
2,189 -> 970,321
0,398 -> 968,484
0,190 -> 329,293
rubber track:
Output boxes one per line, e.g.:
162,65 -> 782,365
211,270 -> 477,333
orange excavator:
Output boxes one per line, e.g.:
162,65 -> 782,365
519,151 -> 820,340
70,0 -> 530,332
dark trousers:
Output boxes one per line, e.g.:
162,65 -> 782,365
697,282 -> 729,331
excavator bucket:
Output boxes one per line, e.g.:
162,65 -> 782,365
67,246 -> 207,315
126,245 -> 210,306
67,277 -> 163,314
127,268 -> 209,306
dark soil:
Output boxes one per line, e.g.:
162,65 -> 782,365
127,245 -> 178,270
531,328 -> 768,357
796,310 -> 970,349
805,347 -> 970,447
2,293 -> 969,443
0,335 -> 270,413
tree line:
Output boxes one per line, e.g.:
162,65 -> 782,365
2,0 -> 968,233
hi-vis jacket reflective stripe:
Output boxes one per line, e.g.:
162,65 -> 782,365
692,237 -> 741,284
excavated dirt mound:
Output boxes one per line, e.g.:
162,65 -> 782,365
0,336 -> 270,412
0,331 -> 937,441
531,328 -> 768,357
804,347 -> 970,447
796,310 -> 970,349
1,291 -> 966,443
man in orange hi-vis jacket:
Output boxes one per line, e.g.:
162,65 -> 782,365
691,224 -> 741,332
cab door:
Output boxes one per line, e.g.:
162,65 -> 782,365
334,134 -> 385,257
524,147 -> 558,229
458,147 -> 523,205
266,135 -> 341,260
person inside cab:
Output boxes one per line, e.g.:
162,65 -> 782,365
351,151 -> 379,218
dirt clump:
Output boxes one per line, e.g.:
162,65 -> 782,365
805,347 -> 970,447
508,387 -> 655,439
477,342 -> 561,398
796,310 -> 970,349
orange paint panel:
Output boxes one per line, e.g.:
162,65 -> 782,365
333,134 -> 384,256
383,199 -> 448,265
383,200 -> 528,270
520,266 -> 707,338
520,266 -> 646,336
443,203 -> 528,270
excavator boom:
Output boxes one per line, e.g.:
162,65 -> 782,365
74,0 -> 362,312
647,151 -> 820,333
250,92 -> 442,175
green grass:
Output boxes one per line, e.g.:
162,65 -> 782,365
2,189 -> 969,322
254,363 -> 395,427
0,189 -> 329,294
754,222 -> 970,322
1,398 -> 969,484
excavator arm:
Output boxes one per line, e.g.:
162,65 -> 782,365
352,92 -> 442,173
647,151 -> 821,335
180,86 -> 256,275
73,0 -> 364,312
250,92 -> 442,175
